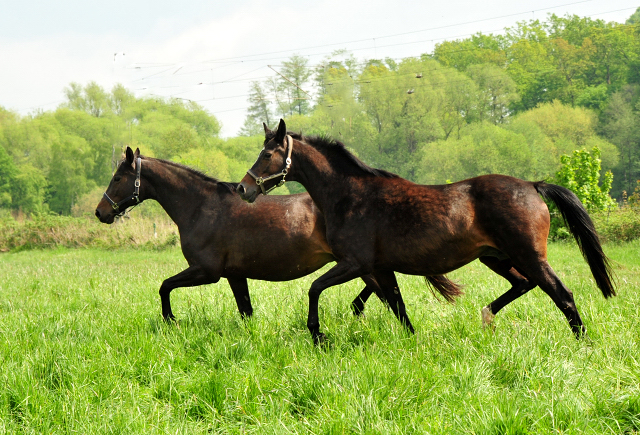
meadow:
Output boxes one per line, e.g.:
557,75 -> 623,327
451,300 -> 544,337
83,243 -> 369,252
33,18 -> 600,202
1,242 -> 640,434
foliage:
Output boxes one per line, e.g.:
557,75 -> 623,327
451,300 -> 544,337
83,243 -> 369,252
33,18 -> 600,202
549,147 -> 615,239
0,144 -> 16,207
418,122 -> 536,184
0,83 -> 222,216
591,206 -> 640,242
555,147 -> 615,212
628,7 -> 640,25
0,213 -> 178,251
1,12 -> 639,214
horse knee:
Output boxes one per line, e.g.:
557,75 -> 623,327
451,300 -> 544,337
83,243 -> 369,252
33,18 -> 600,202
308,283 -> 324,299
159,283 -> 171,297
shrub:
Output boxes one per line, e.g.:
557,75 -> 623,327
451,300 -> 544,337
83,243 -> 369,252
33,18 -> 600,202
0,213 -> 178,251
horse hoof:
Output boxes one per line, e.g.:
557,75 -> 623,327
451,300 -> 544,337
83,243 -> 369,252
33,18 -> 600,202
313,332 -> 327,346
481,306 -> 495,331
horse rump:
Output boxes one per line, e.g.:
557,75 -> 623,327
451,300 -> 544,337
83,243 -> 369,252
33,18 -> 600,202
534,181 -> 616,298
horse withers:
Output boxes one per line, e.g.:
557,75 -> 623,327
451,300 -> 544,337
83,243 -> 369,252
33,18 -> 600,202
95,146 -> 401,325
237,119 -> 615,345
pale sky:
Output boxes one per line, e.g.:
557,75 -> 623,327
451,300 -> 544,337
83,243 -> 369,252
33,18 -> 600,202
1,0 -> 637,137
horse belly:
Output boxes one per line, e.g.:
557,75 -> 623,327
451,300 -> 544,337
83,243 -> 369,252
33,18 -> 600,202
376,232 -> 487,276
222,232 -> 335,281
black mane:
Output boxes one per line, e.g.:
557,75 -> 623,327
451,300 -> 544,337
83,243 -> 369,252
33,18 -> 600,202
146,156 -> 237,194
284,132 -> 398,179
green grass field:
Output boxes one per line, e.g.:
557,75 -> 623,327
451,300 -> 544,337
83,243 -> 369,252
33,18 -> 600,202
1,242 -> 640,434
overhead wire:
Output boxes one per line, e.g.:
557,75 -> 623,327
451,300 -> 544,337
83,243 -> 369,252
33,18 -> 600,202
128,6 -> 638,103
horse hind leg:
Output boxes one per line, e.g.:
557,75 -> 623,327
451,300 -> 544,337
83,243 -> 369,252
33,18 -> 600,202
372,271 -> 415,334
479,256 -> 537,330
519,259 -> 586,338
351,274 -> 388,316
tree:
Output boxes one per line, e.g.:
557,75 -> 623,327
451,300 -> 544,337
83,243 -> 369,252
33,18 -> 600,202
0,145 -> 16,207
11,164 -> 48,214
278,55 -> 313,116
628,7 -> 640,25
64,82 -> 110,117
513,100 -> 619,171
466,63 -> 519,124
599,85 -> 640,196
47,134 -> 96,215
432,33 -> 507,70
110,84 -> 134,116
417,123 -> 537,184
555,147 -> 615,211
239,81 -> 272,136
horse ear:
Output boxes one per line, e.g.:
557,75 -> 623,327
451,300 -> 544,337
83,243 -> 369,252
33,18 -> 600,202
263,122 -> 272,135
134,148 -> 140,158
275,119 -> 287,143
125,146 -> 134,165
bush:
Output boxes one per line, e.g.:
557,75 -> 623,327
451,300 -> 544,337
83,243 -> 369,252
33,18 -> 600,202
0,213 -> 178,251
591,207 -> 640,243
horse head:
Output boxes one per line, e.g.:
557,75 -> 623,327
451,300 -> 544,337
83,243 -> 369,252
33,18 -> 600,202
237,119 -> 292,203
95,146 -> 142,224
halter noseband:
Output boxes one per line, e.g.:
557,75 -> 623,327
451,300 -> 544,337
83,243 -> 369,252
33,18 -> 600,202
246,135 -> 293,195
103,157 -> 142,215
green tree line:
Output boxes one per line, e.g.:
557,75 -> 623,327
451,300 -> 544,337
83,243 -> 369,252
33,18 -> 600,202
242,12 -> 639,198
0,84 -> 268,217
1,11 -> 639,218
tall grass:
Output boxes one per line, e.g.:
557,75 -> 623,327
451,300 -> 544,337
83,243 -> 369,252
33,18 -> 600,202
0,213 -> 178,251
1,243 -> 640,433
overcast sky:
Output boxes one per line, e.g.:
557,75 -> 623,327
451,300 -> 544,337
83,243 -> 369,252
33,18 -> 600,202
1,0 -> 637,137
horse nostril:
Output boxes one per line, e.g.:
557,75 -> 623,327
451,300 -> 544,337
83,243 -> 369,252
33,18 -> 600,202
95,209 -> 101,219
237,184 -> 245,195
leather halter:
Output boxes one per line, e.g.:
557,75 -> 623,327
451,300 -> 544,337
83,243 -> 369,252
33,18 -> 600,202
103,157 -> 142,215
246,135 -> 293,195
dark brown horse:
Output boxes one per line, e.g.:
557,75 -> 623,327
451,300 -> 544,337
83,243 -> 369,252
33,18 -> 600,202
95,146 -> 409,324
238,119 -> 616,345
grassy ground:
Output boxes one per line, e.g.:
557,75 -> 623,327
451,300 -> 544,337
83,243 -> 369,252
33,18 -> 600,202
1,242 -> 640,434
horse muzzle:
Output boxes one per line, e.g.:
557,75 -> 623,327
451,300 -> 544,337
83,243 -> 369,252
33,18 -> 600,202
237,179 -> 259,203
95,203 -> 116,224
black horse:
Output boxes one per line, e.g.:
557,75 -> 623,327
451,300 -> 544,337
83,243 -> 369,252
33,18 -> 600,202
238,119 -> 615,344
95,146 -> 435,325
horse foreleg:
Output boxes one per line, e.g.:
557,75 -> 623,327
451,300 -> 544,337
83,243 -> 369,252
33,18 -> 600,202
227,277 -> 253,319
351,274 -> 387,316
159,265 -> 217,321
479,256 -> 537,330
308,261 -> 369,345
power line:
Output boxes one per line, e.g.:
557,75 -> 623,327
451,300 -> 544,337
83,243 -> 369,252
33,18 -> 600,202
197,0 -> 599,64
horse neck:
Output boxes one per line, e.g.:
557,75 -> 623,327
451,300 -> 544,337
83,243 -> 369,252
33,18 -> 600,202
289,144 -> 352,213
141,158 -> 222,227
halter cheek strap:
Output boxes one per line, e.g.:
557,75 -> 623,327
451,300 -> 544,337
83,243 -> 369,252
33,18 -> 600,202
103,157 -> 142,214
246,135 -> 293,195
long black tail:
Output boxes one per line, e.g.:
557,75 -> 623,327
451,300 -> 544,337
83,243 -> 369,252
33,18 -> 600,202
535,182 -> 616,298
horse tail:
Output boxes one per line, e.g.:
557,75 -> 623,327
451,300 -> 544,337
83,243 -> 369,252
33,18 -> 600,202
425,275 -> 463,303
534,181 -> 616,298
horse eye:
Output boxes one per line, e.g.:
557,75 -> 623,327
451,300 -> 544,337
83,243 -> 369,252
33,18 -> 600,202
264,153 -> 272,159
114,175 -> 122,182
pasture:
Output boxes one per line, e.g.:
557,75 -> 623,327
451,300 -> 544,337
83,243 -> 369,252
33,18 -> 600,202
1,242 -> 640,434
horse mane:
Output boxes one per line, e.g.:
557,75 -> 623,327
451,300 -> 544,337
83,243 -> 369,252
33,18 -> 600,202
267,131 -> 398,179
144,156 -> 237,194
